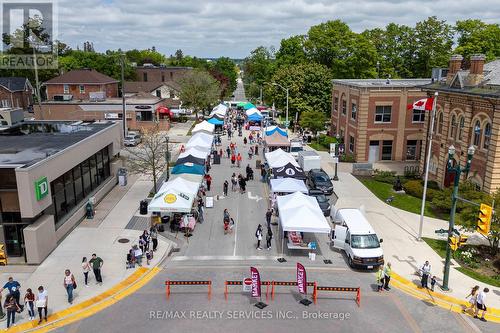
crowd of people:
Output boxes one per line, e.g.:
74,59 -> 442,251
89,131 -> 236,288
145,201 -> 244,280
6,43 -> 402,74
126,227 -> 159,268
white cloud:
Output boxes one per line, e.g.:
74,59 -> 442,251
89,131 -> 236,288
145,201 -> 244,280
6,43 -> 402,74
53,0 -> 500,58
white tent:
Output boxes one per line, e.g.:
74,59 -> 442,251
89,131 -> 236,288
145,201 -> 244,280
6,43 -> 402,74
186,132 -> 213,149
179,147 -> 209,160
245,107 -> 262,116
170,173 -> 204,184
192,121 -> 215,134
148,177 -> 200,213
210,104 -> 228,116
265,148 -> 299,168
270,178 -> 308,194
277,192 -> 330,233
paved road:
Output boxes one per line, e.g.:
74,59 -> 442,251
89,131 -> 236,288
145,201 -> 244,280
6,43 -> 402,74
233,77 -> 247,102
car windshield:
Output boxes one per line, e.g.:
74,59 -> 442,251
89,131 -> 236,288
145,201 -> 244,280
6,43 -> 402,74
125,135 -> 134,140
314,174 -> 329,182
351,234 -> 380,249
290,147 -> 303,152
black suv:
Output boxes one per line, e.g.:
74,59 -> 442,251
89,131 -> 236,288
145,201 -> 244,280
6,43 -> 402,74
307,169 -> 334,195
308,189 -> 331,216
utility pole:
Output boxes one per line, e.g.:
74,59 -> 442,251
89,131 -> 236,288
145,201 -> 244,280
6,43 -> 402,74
121,54 -> 127,137
33,47 -> 43,120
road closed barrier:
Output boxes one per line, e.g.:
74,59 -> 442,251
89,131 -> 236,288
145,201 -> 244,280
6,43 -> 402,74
271,281 -> 316,300
224,280 -> 272,300
165,280 -> 212,300
312,285 -> 361,307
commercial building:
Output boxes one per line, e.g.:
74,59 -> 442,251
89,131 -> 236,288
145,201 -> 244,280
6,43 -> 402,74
420,55 -> 500,193
331,79 -> 431,163
124,81 -> 181,108
134,65 -> 192,83
0,120 -> 122,263
0,77 -> 33,110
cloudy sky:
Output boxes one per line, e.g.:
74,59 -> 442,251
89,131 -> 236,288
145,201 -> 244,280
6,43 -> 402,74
54,0 -> 499,58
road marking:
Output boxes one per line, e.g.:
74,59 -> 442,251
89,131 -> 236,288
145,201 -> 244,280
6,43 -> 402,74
247,191 -> 262,202
388,293 -> 423,333
171,255 -> 281,261
454,311 -> 481,333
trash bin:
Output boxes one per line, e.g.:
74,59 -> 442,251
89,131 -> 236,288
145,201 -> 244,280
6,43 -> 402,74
139,200 -> 148,215
161,216 -> 170,224
117,168 -> 127,186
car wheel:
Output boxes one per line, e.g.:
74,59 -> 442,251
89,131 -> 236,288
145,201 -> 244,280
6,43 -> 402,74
348,255 -> 353,267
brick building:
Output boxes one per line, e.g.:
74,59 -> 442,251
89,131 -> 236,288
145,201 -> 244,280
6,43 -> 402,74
0,77 -> 33,110
124,81 -> 181,108
331,79 -> 431,163
420,55 -> 500,193
43,69 -> 119,101
134,65 -> 192,83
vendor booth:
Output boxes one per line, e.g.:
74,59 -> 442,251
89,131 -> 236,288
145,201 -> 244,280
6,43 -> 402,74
264,131 -> 290,152
186,132 -> 213,150
265,148 -> 299,168
270,178 -> 308,194
276,192 -> 331,256
176,154 -> 205,166
272,163 -> 306,180
171,162 -> 205,175
265,126 -> 287,137
192,121 -> 215,135
210,103 -> 228,117
243,102 -> 256,110
179,147 -> 209,160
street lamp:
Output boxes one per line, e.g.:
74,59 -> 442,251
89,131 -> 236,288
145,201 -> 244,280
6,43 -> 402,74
165,136 -> 170,181
442,144 -> 475,290
333,134 -> 340,181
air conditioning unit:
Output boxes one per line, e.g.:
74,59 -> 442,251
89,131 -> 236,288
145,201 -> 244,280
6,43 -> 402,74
89,91 -> 106,102
53,94 -> 73,101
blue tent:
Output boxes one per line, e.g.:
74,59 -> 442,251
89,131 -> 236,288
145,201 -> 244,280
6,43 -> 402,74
243,102 -> 256,110
207,117 -> 224,125
248,113 -> 263,121
171,163 -> 205,175
266,127 -> 287,137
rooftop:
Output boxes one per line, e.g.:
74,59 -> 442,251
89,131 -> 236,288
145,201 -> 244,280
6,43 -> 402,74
42,93 -> 164,105
43,69 -> 119,85
124,81 -> 180,93
135,65 -> 192,70
0,77 -> 31,92
0,121 -> 115,167
332,78 -> 432,88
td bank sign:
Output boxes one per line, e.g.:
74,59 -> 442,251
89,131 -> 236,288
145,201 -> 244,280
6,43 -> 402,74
34,177 -> 49,201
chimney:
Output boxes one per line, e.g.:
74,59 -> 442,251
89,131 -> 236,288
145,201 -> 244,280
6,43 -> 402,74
465,54 -> 486,87
446,55 -> 463,84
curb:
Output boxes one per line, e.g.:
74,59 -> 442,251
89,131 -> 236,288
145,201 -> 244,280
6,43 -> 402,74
9,266 -> 161,333
391,272 -> 500,323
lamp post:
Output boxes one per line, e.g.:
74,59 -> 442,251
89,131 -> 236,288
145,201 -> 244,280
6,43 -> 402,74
272,83 -> 289,131
165,136 -> 170,181
442,144 -> 475,290
333,134 -> 340,181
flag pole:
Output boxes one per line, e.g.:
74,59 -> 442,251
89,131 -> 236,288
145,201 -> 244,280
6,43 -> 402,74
418,92 -> 438,241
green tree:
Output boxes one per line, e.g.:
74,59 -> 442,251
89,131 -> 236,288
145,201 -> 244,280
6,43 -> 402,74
275,35 -> 307,67
125,48 -> 166,66
208,57 -> 238,98
178,69 -> 221,118
299,110 -> 326,135
242,46 -> 275,100
454,19 -> 500,61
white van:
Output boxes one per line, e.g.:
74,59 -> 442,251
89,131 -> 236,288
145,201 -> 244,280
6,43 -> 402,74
331,208 -> 384,270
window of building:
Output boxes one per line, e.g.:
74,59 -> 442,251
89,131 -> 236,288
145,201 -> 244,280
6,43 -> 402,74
438,112 -> 443,134
375,105 -> 392,123
79,85 -> 85,94
381,140 -> 393,160
63,84 -> 69,93
342,99 -> 347,115
483,122 -> 491,150
412,109 -> 425,123
351,103 -> 357,121
458,116 -> 465,141
473,120 -> 481,146
449,115 -> 457,139
349,135 -> 355,153
143,72 -> 148,82
406,140 -> 418,160
334,97 -> 339,113
156,89 -> 161,97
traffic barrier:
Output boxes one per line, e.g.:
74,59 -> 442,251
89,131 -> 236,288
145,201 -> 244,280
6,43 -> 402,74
165,280 -> 212,300
271,281 -> 316,300
312,284 -> 361,307
224,280 -> 271,300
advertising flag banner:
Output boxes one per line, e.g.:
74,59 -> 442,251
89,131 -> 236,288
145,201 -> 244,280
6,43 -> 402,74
250,267 -> 261,297
297,263 -> 307,294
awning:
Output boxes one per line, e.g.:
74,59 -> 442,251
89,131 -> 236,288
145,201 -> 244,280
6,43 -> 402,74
186,132 -> 213,149
265,126 -> 287,137
171,162 -> 205,175
270,178 -> 308,194
264,132 -> 291,147
179,147 -> 209,160
265,148 -> 298,168
148,177 -> 201,213
243,102 -> 256,110
207,117 -> 224,125
245,107 -> 261,116
272,163 -> 306,180
192,121 -> 215,134
248,113 -> 263,121
176,155 -> 205,166
157,106 -> 171,115
277,192 -> 330,233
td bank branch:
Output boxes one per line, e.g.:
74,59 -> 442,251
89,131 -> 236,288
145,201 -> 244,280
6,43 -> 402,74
0,120 -> 122,263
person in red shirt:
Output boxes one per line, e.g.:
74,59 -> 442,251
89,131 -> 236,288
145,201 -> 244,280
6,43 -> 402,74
237,153 -> 242,167
231,154 -> 236,167
205,174 -> 212,191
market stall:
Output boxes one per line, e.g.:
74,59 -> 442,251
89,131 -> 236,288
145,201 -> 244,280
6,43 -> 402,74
265,126 -> 287,137
265,148 -> 299,168
186,132 -> 213,150
179,147 -> 210,160
176,154 -> 205,166
192,121 -> 215,135
264,131 -> 290,152
270,178 -> 308,194
171,162 -> 205,175
272,163 -> 306,180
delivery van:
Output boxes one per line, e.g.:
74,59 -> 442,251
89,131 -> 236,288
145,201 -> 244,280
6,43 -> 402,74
330,208 -> 384,269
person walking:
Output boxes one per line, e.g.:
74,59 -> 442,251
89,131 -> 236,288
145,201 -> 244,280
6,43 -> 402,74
377,265 -> 385,292
254,144 -> 259,155
150,226 -> 158,252
261,165 -> 266,182
133,245 -> 143,266
420,261 -> 431,289
205,174 -> 212,191
239,175 -> 247,193
383,262 -> 392,290
243,137 -> 247,145
255,224 -> 263,250
89,254 -> 104,285
223,180 -> 229,196
246,164 -> 253,181
226,146 -> 231,158
24,288 -> 35,321
231,173 -> 237,191
0,277 -> 22,310
474,288 -> 489,321
82,257 -> 91,287
463,285 -> 479,314
265,209 -> 273,229
248,147 -> 253,160
4,294 -> 20,329
266,227 -> 273,250
237,153 -> 242,168
63,269 -> 76,304
223,209 -> 230,235
231,153 -> 236,167
35,286 -> 48,324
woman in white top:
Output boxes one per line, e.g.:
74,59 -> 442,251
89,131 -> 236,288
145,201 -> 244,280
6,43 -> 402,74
35,286 -> 48,324
82,257 -> 91,287
463,285 -> 479,314
63,269 -> 76,304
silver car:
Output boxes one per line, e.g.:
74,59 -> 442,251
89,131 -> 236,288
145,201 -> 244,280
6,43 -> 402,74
124,134 -> 141,146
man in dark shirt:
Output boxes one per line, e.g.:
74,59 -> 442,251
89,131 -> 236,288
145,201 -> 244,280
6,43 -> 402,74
89,254 -> 104,284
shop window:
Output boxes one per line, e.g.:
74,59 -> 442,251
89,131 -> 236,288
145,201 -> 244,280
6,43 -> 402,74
82,159 -> 92,195
89,156 -> 98,189
375,106 -> 392,123
63,84 -> 69,94
483,123 -> 491,149
73,165 -> 84,203
473,120 -> 481,146
381,140 -> 393,160
63,170 -> 76,211
79,85 -> 85,94
143,72 -> 148,81
161,74 -> 165,82
406,140 -> 418,160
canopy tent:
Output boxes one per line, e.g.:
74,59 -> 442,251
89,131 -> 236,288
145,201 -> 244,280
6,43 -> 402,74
277,192 -> 330,233
264,131 -> 291,148
265,126 -> 287,137
179,147 -> 209,160
210,104 -> 228,116
186,133 -> 213,149
248,113 -> 263,121
272,163 -> 306,180
176,155 -> 205,166
243,102 -> 256,110
237,102 -> 246,107
171,162 -> 205,175
170,173 -> 204,184
264,148 -> 298,168
209,113 -> 224,121
147,177 -> 200,213
270,178 -> 308,194
207,117 -> 224,125
192,121 -> 215,134
245,107 -> 261,116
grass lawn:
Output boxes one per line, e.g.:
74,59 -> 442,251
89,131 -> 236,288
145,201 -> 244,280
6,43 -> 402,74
186,121 -> 198,136
308,142 -> 329,152
359,178 -> 440,218
422,237 -> 448,258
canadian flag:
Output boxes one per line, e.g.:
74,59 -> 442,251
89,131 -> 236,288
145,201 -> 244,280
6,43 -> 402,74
407,97 -> 434,111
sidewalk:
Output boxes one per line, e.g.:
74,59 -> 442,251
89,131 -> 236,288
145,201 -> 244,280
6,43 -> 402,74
312,148 -> 500,309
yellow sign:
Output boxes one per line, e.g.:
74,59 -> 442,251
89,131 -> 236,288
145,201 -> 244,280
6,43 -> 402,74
164,193 -> 177,204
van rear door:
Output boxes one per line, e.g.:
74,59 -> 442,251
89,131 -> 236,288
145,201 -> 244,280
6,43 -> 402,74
333,225 -> 347,250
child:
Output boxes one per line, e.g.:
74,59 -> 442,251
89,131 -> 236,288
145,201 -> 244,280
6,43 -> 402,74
430,276 -> 437,291
24,288 -> 35,320
146,250 -> 153,265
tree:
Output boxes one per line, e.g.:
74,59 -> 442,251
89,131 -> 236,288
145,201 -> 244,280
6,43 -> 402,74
178,69 -> 221,118
242,46 -> 275,100
299,110 -> 326,135
208,57 -> 238,99
454,19 -> 500,61
125,124 -> 168,193
275,35 -> 307,68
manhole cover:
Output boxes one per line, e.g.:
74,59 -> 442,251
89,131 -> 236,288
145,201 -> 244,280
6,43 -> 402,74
118,238 -> 130,243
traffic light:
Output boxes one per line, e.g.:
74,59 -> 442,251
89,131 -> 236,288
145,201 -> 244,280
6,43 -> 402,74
477,203 -> 493,236
449,236 -> 459,251
459,235 -> 468,247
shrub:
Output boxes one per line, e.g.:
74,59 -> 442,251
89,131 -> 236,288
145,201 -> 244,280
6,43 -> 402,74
373,170 -> 397,184
404,168 -> 420,179
403,180 -> 424,198
427,181 -> 440,190
341,153 -> 356,163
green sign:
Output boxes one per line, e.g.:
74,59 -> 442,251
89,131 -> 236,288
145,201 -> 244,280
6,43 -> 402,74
35,177 -> 49,201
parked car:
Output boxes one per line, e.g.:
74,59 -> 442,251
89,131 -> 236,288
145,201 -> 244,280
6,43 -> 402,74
309,189 -> 331,216
307,169 -> 334,195
124,134 -> 141,146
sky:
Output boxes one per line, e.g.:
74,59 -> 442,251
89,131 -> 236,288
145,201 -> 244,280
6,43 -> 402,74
53,0 -> 500,58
